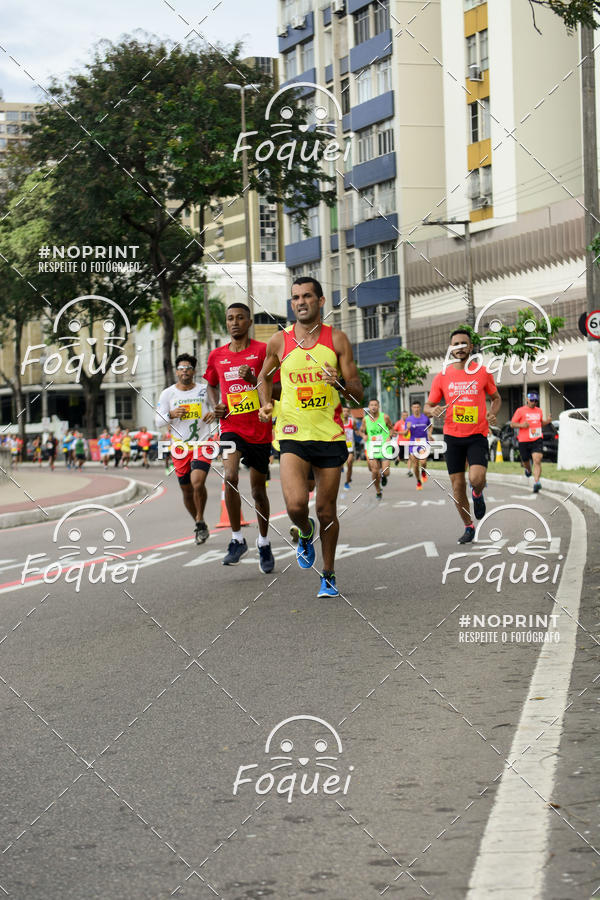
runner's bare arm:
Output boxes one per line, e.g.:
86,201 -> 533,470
257,332 -> 283,421
331,330 -> 364,407
487,390 -> 501,425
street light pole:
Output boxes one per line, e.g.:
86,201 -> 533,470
225,82 -> 261,338
422,217 -> 475,328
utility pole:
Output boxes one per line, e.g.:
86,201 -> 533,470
331,6 -> 350,340
580,24 -> 600,426
203,282 -> 212,370
422,217 -> 475,328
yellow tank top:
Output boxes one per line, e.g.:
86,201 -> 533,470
275,324 -> 345,443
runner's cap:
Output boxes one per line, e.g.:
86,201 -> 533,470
526,391 -> 539,401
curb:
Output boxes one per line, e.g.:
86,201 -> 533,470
0,477 -> 153,529
484,471 -> 600,517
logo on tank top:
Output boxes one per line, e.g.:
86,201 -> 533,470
282,424 -> 298,434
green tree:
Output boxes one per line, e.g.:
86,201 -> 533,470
528,1 -> 600,31
139,286 -> 226,358
381,348 -> 430,411
26,37 -> 334,386
478,308 -> 564,400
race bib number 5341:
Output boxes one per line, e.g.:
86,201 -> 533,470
227,390 -> 259,415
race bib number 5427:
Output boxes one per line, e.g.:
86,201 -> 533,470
296,384 -> 330,410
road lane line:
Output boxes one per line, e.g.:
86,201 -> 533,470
466,494 -> 588,898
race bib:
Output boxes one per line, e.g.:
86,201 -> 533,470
529,426 -> 542,439
453,404 -> 478,424
227,389 -> 259,415
296,383 -> 330,410
179,401 -> 203,420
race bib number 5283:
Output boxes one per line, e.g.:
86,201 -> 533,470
453,404 -> 478,424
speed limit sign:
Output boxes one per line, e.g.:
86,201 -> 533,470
585,310 -> 600,338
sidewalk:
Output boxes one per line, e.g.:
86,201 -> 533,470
0,465 -> 149,528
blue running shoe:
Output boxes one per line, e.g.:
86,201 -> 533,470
296,518 -> 315,569
223,538 -> 248,565
256,539 -> 275,574
317,573 -> 339,598
471,489 -> 486,520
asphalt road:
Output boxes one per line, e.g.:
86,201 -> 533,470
0,462 -> 598,899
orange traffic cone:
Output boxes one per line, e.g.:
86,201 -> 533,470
215,481 -> 251,529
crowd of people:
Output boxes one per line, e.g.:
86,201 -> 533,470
1,277 -> 553,598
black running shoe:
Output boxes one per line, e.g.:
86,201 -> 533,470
381,474 -> 388,487
376,491 -> 383,500
195,521 -> 209,545
223,539 -> 248,565
471,490 -> 486,520
257,539 -> 275,574
533,482 -> 541,493
458,526 -> 476,544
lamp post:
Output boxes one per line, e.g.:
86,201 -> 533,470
225,82 -> 261,337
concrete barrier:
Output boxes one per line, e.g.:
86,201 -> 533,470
557,407 -> 600,470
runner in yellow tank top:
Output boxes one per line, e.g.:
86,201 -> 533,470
258,276 -> 363,599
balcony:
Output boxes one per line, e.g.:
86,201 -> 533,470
349,29 -> 393,73
354,336 -> 401,366
342,90 -> 394,133
285,235 -> 322,267
344,152 -> 396,191
278,11 -> 315,53
348,0 -> 371,12
279,68 -> 317,99
354,213 -> 399,249
355,275 -> 400,307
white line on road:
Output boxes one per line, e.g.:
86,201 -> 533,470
467,493 -> 589,898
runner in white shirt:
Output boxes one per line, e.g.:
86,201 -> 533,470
156,353 -> 216,545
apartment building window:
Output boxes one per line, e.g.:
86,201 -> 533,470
377,121 -> 394,155
300,39 -> 314,72
343,136 -> 353,172
5,111 -> 19,121
376,58 -> 392,94
260,199 -> 278,262
361,245 -> 378,281
21,111 -> 34,121
363,306 -> 379,340
284,50 -> 298,80
354,9 -> 370,45
380,241 -> 398,277
331,257 -> 340,294
283,0 -> 294,21
347,252 -> 356,289
288,218 -> 304,243
466,29 -> 488,78
464,0 -> 485,7
468,165 -> 493,208
357,126 -> 374,163
341,77 -> 350,114
0,139 -> 6,149
343,192 -> 355,228
374,0 -> 390,34
115,394 -> 133,420
6,124 -> 19,135
378,179 -> 396,214
359,186 -> 375,219
307,205 -> 320,236
381,303 -> 399,337
356,68 -> 372,104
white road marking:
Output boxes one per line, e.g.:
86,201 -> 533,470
467,493 -> 588,898
375,541 -> 439,560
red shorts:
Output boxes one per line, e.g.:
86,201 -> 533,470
172,445 -> 214,484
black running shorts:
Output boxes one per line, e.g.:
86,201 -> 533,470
220,431 -> 271,476
444,433 -> 489,475
518,439 -> 544,462
279,440 -> 348,469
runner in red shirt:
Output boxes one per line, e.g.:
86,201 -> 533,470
424,328 -> 501,544
135,427 -> 153,469
510,391 -> 552,493
205,302 -> 278,573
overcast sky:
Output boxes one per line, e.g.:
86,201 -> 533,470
1,0 -> 279,102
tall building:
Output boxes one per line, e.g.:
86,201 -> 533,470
277,0 -> 589,421
0,99 -> 37,161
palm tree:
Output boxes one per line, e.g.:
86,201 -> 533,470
138,283 -> 226,366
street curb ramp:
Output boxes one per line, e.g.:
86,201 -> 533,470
0,477 -> 154,529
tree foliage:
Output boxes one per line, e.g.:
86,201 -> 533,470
381,347 -> 430,406
528,0 -> 600,31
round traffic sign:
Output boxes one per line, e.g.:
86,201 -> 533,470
585,310 -> 600,338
